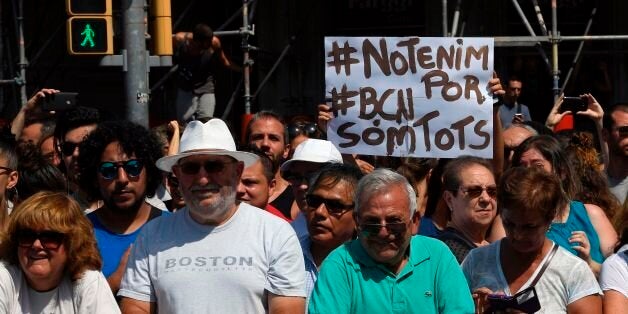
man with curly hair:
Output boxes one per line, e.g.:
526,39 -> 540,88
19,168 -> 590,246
77,120 -> 169,294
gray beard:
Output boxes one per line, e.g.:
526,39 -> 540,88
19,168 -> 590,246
188,186 -> 237,222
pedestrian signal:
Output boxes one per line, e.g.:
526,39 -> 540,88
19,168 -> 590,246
67,16 -> 113,55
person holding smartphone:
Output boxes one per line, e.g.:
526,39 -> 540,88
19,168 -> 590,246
497,76 -> 532,128
462,167 -> 602,314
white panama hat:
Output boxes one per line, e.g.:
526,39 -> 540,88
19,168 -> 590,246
156,119 -> 258,172
280,139 -> 343,172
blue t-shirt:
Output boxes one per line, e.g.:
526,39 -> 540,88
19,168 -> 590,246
88,208 -> 169,277
546,201 -> 604,264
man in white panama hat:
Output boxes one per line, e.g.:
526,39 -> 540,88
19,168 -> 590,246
118,119 -> 306,313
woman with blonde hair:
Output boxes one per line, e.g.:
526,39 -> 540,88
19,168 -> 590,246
0,191 -> 119,313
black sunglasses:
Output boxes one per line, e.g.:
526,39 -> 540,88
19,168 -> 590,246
359,222 -> 407,238
305,194 -> 354,216
287,123 -> 318,139
178,160 -> 235,175
16,229 -> 65,249
616,125 -> 628,137
0,166 -> 14,173
458,185 -> 497,199
61,141 -> 81,156
98,159 -> 144,180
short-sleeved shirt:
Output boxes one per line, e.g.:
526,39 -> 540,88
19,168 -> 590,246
308,235 -> 474,314
87,206 -> 168,277
499,102 -> 531,129
600,244 -> 628,297
118,203 -> 306,313
462,240 -> 602,313
0,262 -> 120,314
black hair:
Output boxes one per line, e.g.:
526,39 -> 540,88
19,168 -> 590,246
15,142 -> 66,201
308,163 -> 363,197
193,23 -> 214,43
77,120 -> 164,200
53,106 -> 100,156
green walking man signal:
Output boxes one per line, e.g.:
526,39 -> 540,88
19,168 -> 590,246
80,24 -> 96,48
67,16 -> 113,55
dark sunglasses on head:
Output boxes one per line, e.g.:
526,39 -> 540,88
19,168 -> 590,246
98,159 -> 144,180
359,222 -> 407,238
458,185 -> 497,199
287,123 -> 318,139
305,194 -> 354,215
178,160 -> 235,175
61,141 -> 81,156
16,229 -> 65,249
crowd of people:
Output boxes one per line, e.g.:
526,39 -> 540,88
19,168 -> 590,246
0,59 -> 626,313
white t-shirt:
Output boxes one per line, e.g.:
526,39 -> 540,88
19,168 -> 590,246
118,203 -> 306,313
462,240 -> 602,313
0,262 -> 120,314
600,244 -> 628,297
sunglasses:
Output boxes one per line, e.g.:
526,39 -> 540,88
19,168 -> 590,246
16,229 -> 65,249
458,185 -> 497,199
0,166 -> 14,174
305,194 -> 354,216
359,222 -> 407,238
178,160 -> 235,175
287,123 -> 318,139
98,159 -> 144,180
61,141 -> 81,156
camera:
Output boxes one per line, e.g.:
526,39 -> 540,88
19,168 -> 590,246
487,286 -> 540,313
41,92 -> 78,112
559,96 -> 587,113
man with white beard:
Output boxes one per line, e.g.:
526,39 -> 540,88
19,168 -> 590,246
118,119 -> 306,313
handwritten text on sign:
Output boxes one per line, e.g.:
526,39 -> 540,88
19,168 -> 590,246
325,37 -> 494,158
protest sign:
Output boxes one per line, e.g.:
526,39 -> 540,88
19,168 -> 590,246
325,37 -> 494,158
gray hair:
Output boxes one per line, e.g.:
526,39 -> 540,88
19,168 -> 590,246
354,168 -> 417,217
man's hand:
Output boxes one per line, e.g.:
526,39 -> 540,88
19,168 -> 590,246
545,94 -> 571,129
24,88 -> 59,112
107,245 -> 132,293
488,72 -> 505,97
317,103 -> 333,135
576,93 -> 604,123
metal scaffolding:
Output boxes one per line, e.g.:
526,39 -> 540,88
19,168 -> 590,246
443,0 -> 628,100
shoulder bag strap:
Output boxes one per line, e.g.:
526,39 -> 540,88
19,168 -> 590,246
529,243 -> 559,287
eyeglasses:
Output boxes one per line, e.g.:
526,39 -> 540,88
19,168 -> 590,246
0,166 -> 14,174
98,159 -> 144,180
61,141 -> 81,156
177,160 -> 235,175
305,194 -> 354,216
359,222 -> 407,238
287,123 -> 318,139
15,229 -> 65,249
458,185 -> 497,199
614,125 -> 628,137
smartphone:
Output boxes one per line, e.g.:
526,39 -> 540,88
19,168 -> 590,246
560,96 -> 587,113
42,92 -> 78,111
487,287 -> 541,313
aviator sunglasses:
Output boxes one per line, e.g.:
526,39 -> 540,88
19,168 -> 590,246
458,185 -> 497,199
98,159 -> 144,180
16,229 -> 65,249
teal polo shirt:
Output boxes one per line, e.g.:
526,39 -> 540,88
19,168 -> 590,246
309,235 -> 474,314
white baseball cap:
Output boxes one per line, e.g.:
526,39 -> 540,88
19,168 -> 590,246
280,139 -> 343,172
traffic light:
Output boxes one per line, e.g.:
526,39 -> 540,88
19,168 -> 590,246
66,0 -> 113,55
150,0 -> 173,56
